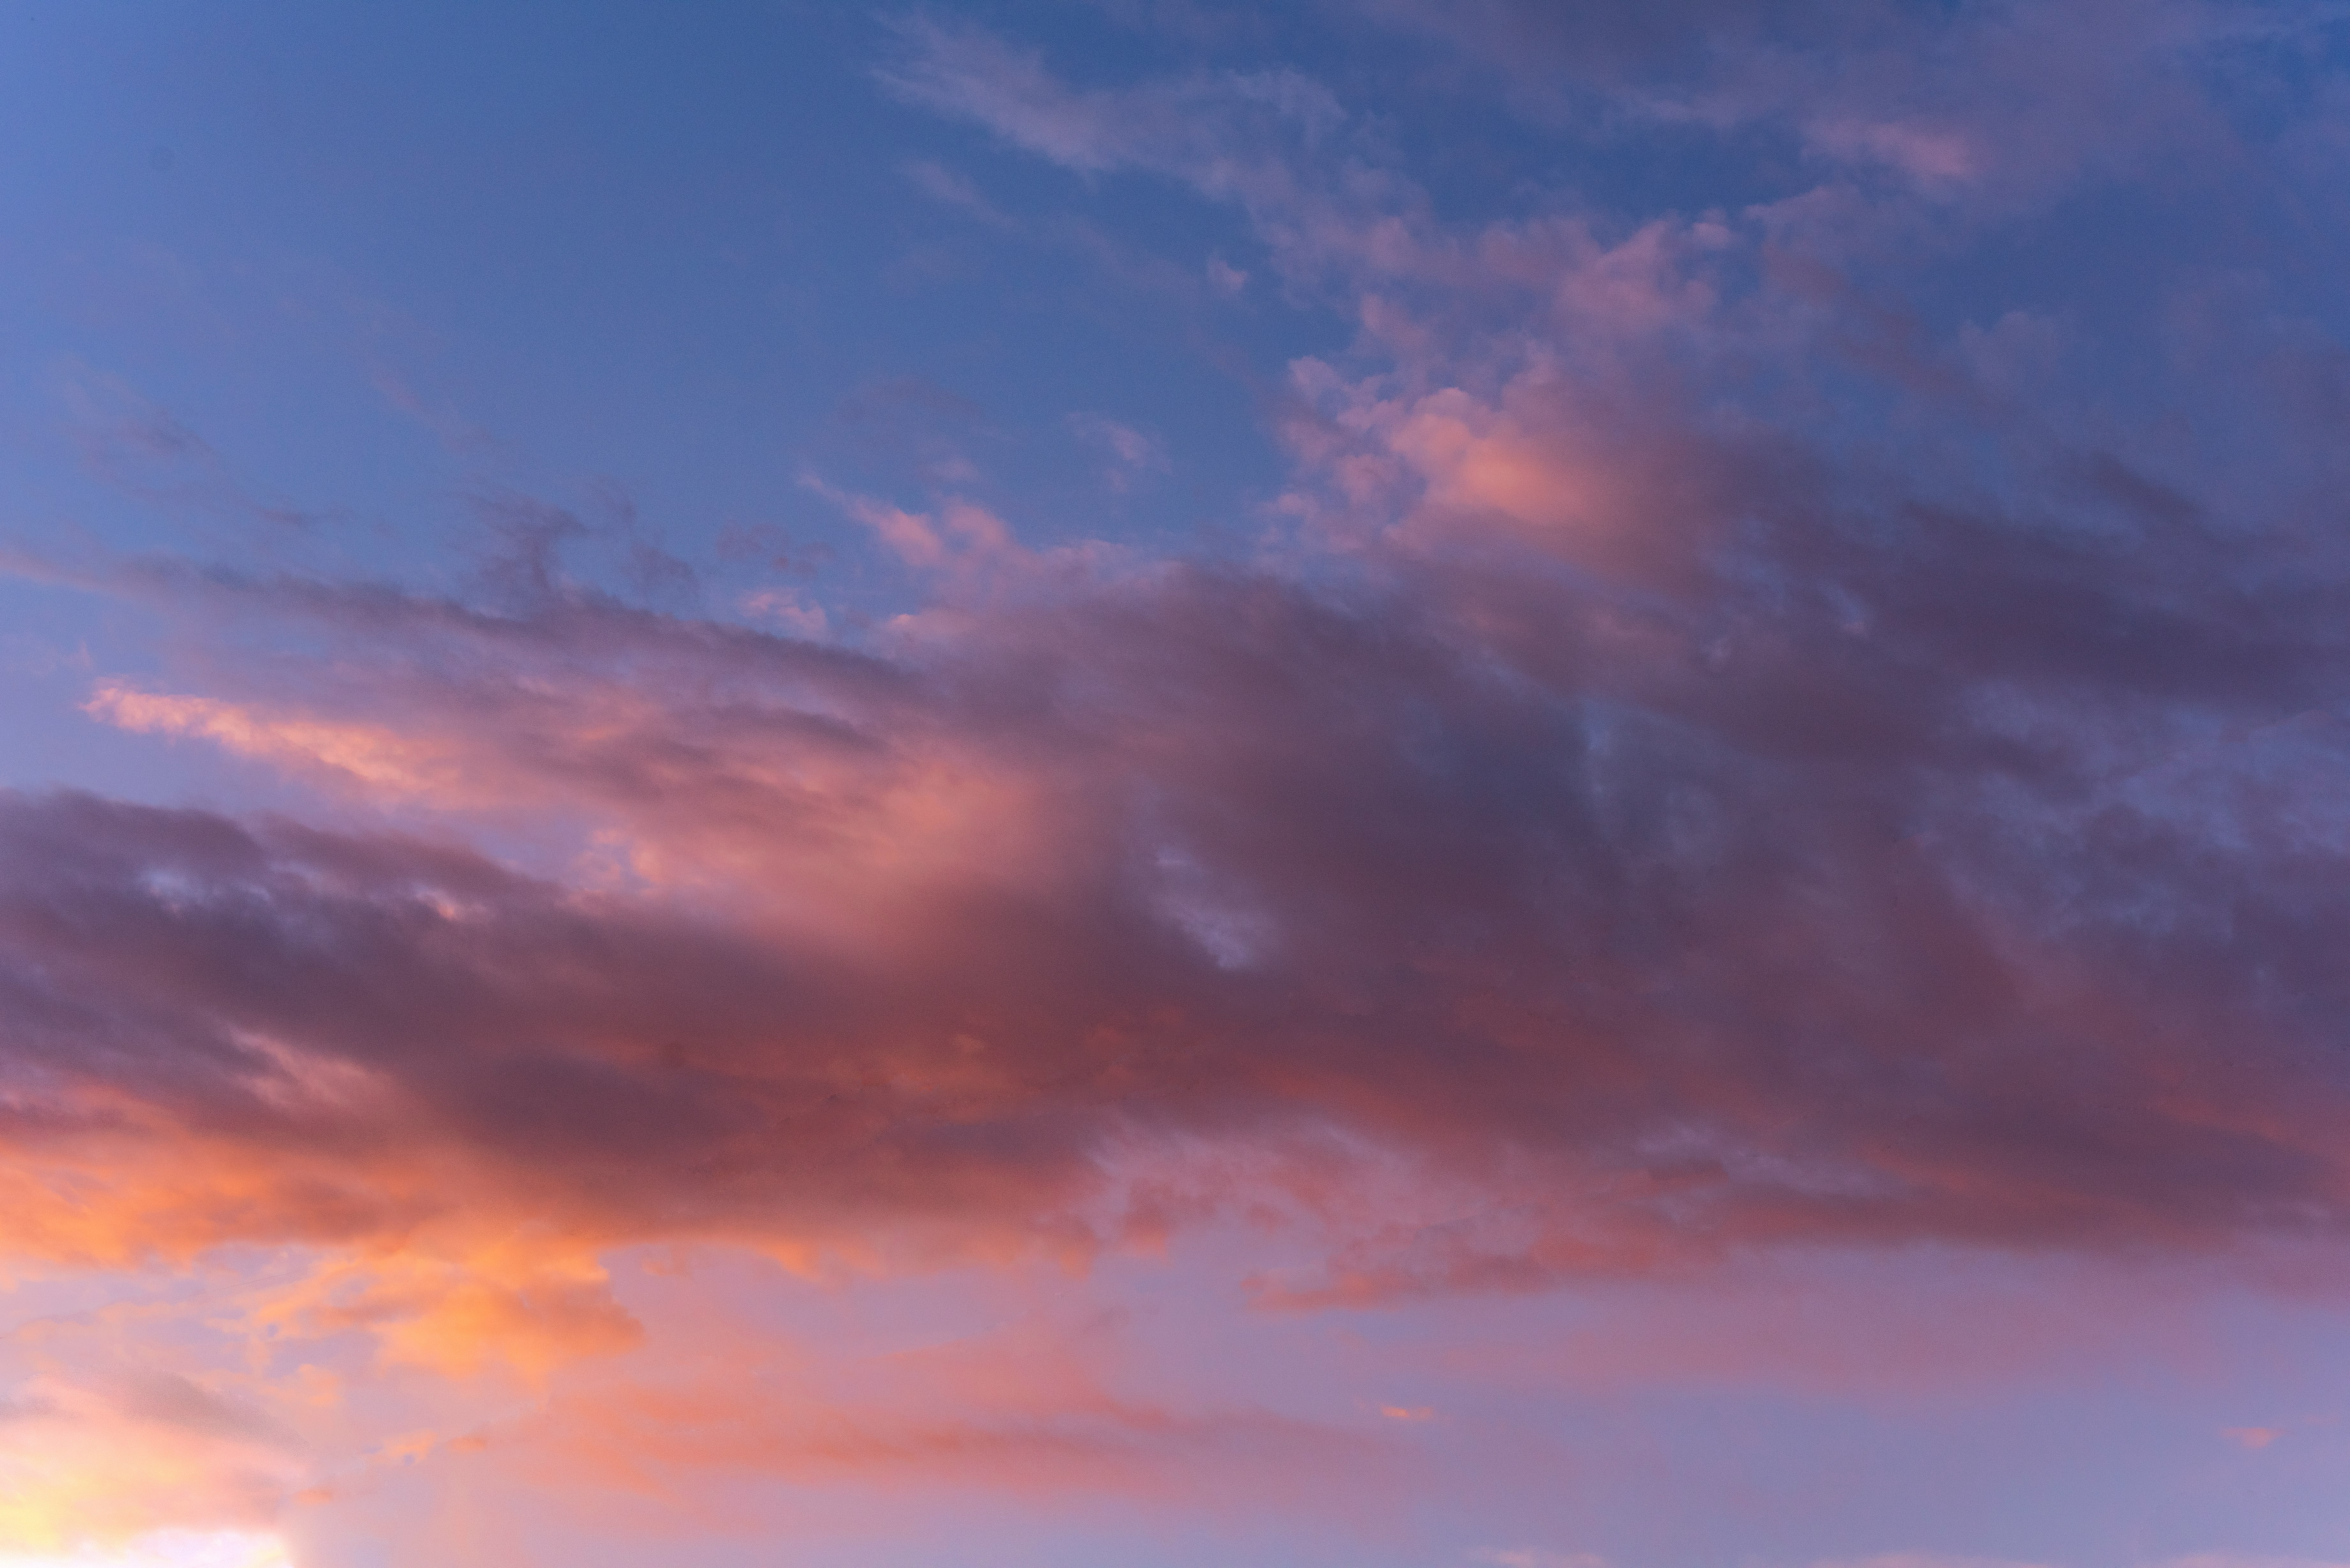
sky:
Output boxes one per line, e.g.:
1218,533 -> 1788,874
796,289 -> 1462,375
4,2 -> 2350,1565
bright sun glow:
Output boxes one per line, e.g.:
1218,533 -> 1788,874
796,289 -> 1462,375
0,1533 -> 290,1568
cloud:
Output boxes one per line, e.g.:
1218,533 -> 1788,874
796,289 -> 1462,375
24,418 -> 2350,1333
881,18 -> 1342,177
0,1375 -> 300,1553
1473,1550 -> 1608,1568
738,587 -> 830,640
879,19 -> 1384,283
902,158 -> 1016,229
56,369 -> 318,532
1068,414 -> 1171,492
510,1375 -> 1386,1501
1342,0 -> 2241,214
0,1532 -> 290,1568
83,684 -> 475,799
4,18 -> 2346,1398
11,4 -> 2350,1552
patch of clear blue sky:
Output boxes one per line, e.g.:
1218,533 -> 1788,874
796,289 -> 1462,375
0,7 -> 1330,590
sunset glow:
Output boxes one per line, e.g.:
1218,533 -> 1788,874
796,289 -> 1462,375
5,4 -> 2350,1565
0,1534 -> 289,1568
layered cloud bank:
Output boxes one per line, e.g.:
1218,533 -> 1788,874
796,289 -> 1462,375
6,1 -> 2350,1562
20,504 -> 2350,1304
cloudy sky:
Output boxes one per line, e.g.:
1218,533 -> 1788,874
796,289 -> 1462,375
4,3 -> 2350,1565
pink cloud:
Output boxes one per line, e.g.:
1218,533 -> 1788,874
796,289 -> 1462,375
20,432 -> 2350,1342
10,7 -> 2350,1555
